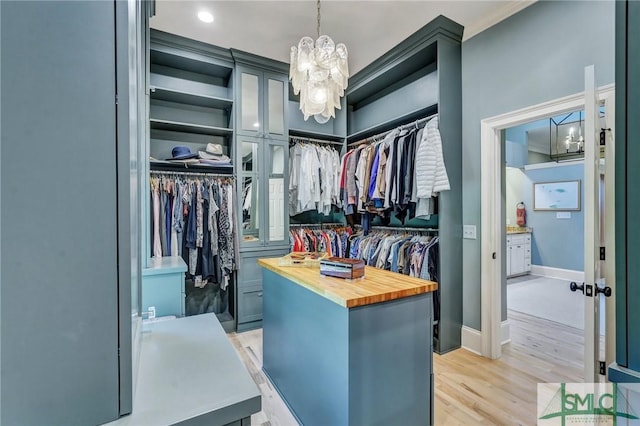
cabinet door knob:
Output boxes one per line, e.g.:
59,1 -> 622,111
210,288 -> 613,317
257,292 -> 263,297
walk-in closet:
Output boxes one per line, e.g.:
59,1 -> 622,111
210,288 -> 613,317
10,0 -> 633,424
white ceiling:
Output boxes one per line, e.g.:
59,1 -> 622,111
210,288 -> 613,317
151,0 -> 534,75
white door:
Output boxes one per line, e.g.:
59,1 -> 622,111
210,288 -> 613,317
603,93 -> 616,376
581,64 -> 614,382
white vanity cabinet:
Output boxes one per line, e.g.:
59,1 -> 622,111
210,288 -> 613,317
507,233 -> 532,277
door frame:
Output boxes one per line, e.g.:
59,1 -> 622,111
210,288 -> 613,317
480,83 -> 615,359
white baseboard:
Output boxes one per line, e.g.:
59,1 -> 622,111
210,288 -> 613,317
461,321 -> 511,356
501,320 -> 511,345
531,265 -> 584,282
461,326 -> 482,355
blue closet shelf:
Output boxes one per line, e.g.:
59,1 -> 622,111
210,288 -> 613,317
289,128 -> 345,142
346,104 -> 438,143
150,161 -> 234,174
150,119 -> 233,137
143,256 -> 187,276
150,86 -> 233,110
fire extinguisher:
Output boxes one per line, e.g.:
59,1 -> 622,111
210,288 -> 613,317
516,202 -> 526,227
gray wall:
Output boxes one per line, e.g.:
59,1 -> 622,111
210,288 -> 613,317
527,165 -> 584,270
462,0 -> 614,329
1,1 -> 123,424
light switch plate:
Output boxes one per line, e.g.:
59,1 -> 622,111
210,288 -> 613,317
556,212 -> 572,219
463,225 -> 477,239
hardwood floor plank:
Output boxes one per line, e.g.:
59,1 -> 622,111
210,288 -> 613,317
228,309 -> 585,425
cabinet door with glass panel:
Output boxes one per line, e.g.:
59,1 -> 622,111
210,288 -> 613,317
238,135 -> 262,245
237,136 -> 289,247
237,65 -> 287,140
265,140 -> 289,245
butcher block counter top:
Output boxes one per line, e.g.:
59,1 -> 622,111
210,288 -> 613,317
257,257 -> 437,308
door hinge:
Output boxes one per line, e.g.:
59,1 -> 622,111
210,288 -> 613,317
115,94 -> 119,105
600,361 -> 606,376
600,128 -> 610,146
600,246 -> 606,261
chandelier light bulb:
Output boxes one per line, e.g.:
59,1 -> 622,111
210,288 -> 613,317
310,86 -> 327,104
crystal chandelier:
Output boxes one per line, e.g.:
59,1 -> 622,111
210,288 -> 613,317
565,111 -> 584,153
289,0 -> 349,123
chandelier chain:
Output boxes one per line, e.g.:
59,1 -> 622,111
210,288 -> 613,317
317,0 -> 321,39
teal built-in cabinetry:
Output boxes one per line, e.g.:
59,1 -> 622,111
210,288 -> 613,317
345,15 -> 464,354
231,50 -> 292,331
143,30 -> 237,332
148,30 -> 234,171
610,0 -> 640,384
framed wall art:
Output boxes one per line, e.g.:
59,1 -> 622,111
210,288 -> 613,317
533,180 -> 581,211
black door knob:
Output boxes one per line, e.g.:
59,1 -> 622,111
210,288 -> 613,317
596,286 -> 612,297
570,281 -> 585,294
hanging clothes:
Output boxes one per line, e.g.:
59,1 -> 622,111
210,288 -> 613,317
347,229 -> 440,322
340,116 -> 449,225
289,142 -> 342,216
150,174 -> 237,291
289,226 -> 352,257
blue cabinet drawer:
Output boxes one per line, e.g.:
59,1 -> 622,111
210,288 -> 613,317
238,284 -> 263,324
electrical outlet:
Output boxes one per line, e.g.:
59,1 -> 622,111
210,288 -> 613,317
148,306 -> 156,320
463,225 -> 477,239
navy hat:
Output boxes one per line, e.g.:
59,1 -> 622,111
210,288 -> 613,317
167,146 -> 198,160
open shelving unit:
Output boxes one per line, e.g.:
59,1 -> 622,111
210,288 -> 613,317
149,29 -> 235,164
146,30 -> 237,333
345,15 -> 464,354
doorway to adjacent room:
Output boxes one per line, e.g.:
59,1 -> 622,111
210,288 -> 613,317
480,66 -> 615,382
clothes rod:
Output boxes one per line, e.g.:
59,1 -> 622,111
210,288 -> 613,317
354,224 -> 439,233
289,222 -> 346,228
348,113 -> 439,148
289,136 -> 344,146
150,170 -> 235,179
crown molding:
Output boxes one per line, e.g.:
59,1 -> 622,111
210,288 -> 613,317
463,1 -> 537,42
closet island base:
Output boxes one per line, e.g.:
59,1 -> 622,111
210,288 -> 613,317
257,258 -> 437,426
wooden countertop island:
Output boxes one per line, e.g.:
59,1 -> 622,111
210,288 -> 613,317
257,257 -> 437,308
258,257 -> 437,426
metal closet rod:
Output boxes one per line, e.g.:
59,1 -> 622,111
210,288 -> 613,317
289,136 -> 344,146
289,222 -> 346,228
150,170 -> 235,179
348,113 -> 439,148
354,224 -> 439,233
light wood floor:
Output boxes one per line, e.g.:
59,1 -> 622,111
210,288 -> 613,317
229,309 -> 585,426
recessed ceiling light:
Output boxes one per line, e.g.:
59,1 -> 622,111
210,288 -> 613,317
198,11 -> 214,23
